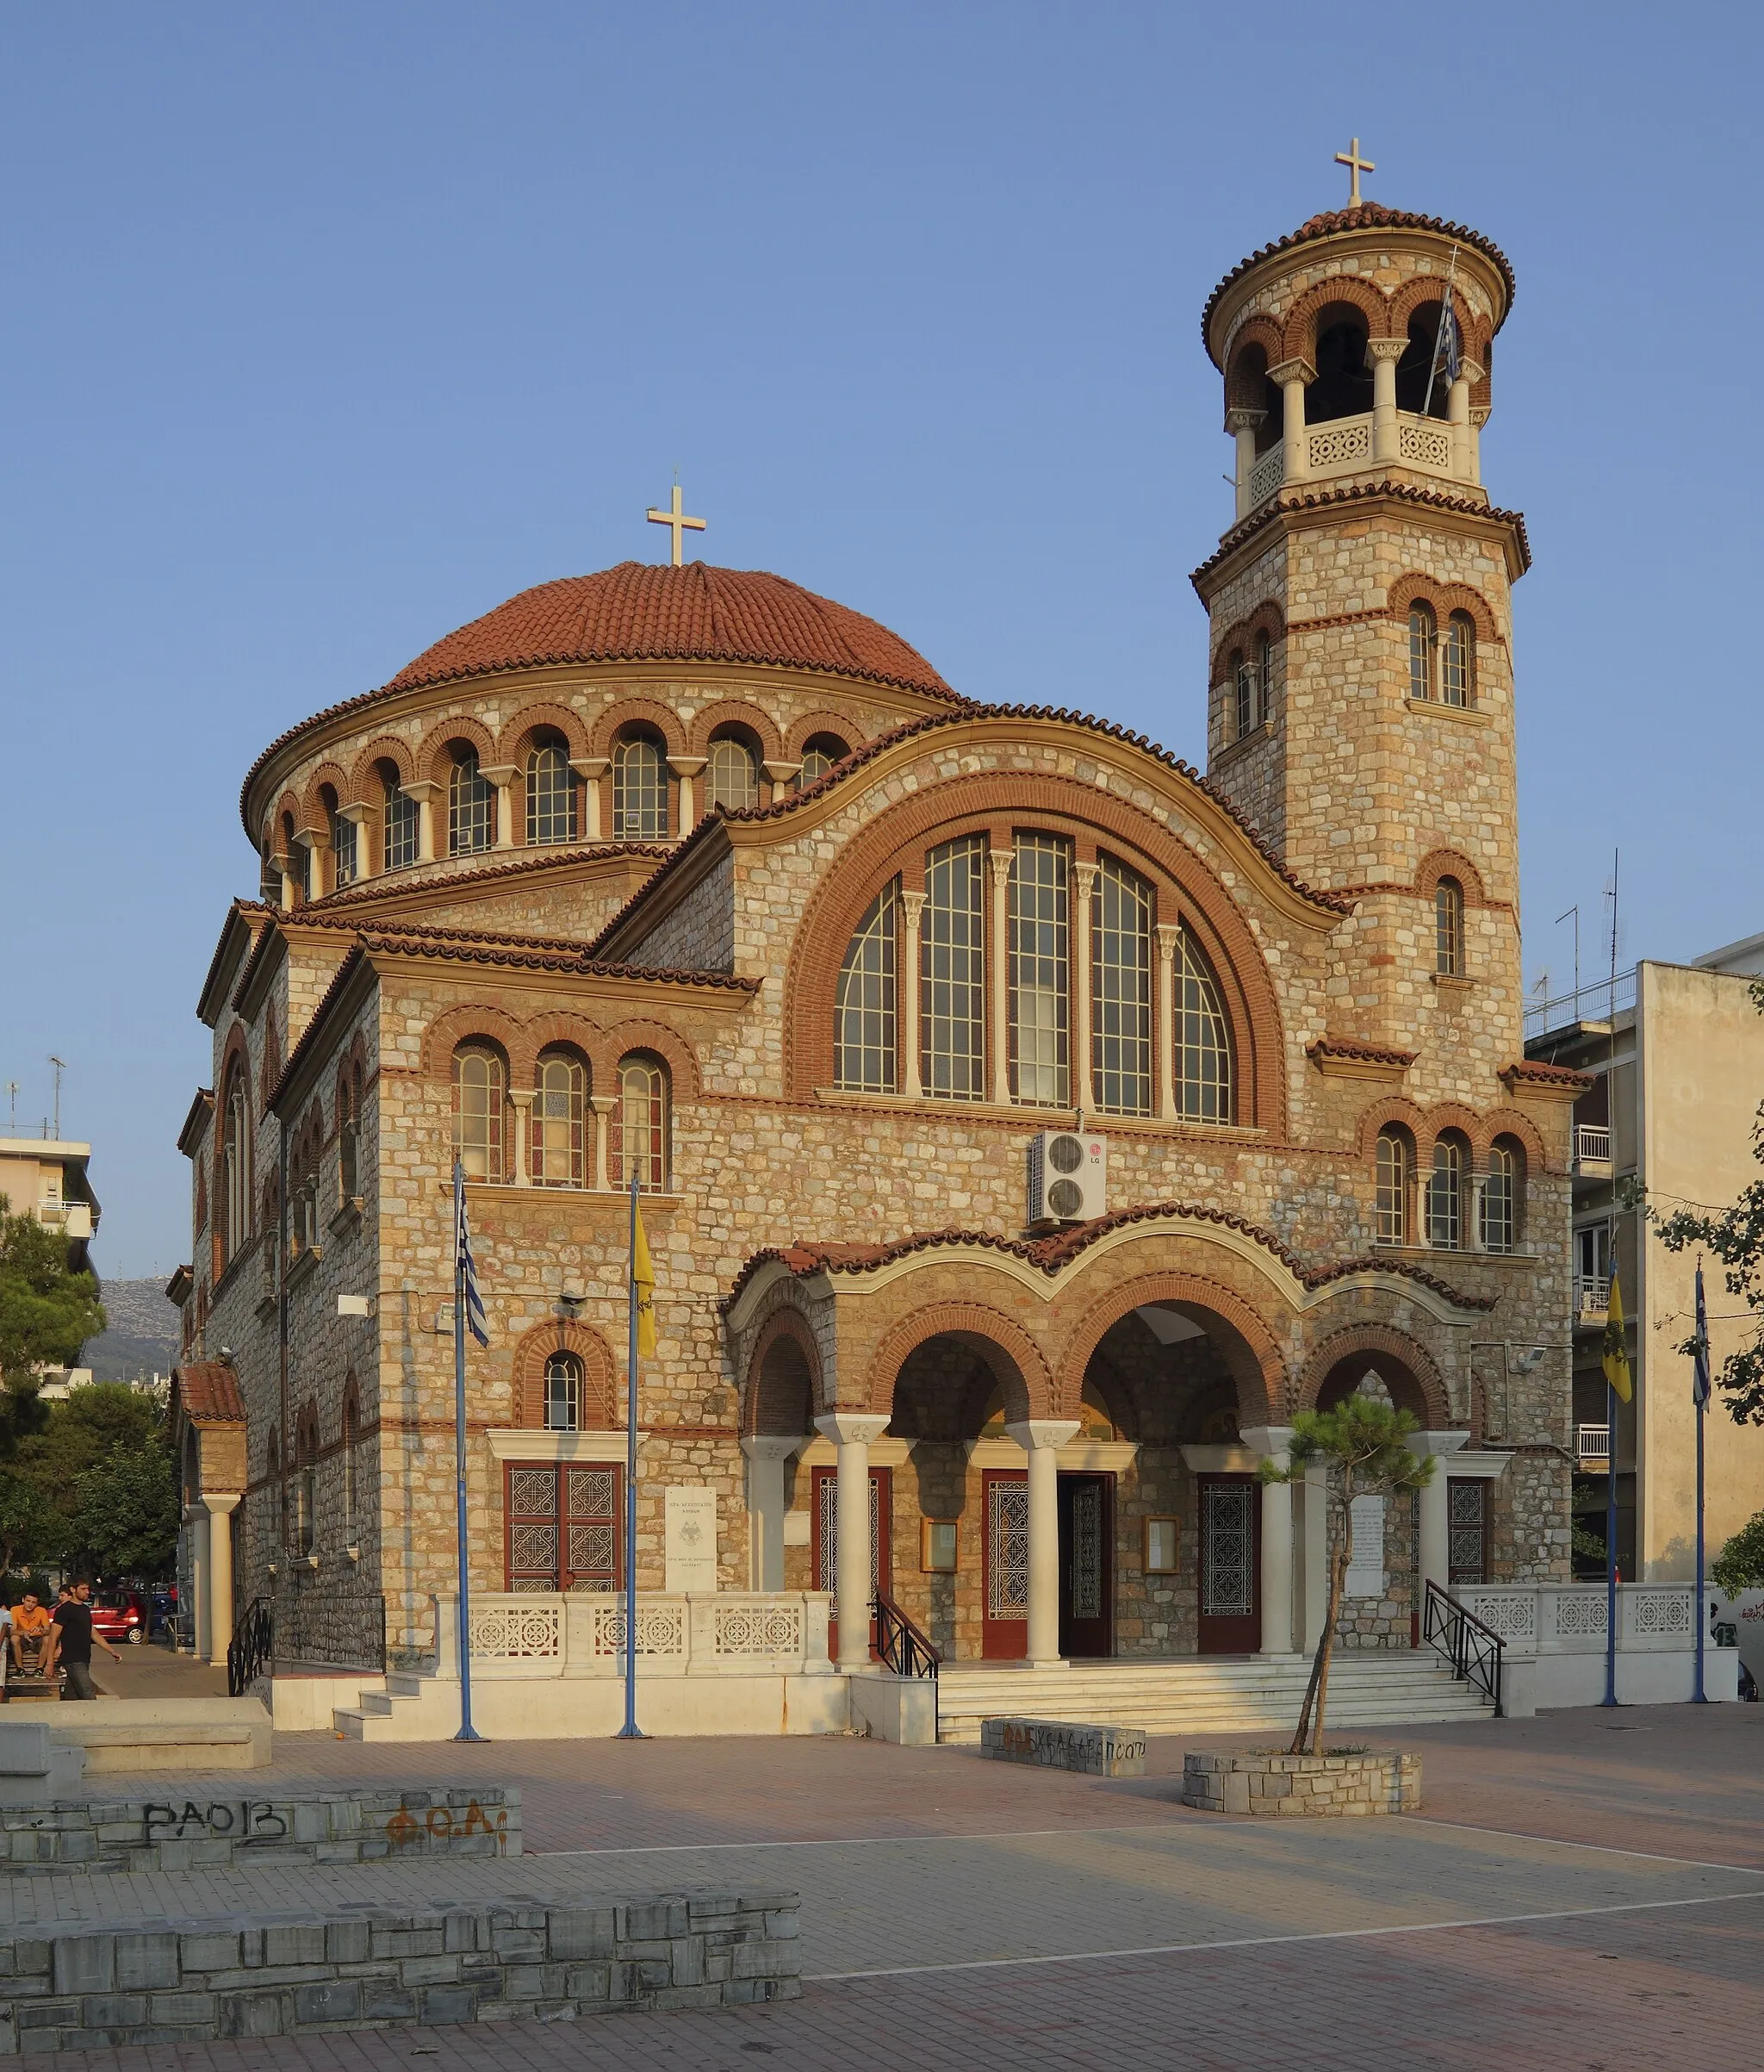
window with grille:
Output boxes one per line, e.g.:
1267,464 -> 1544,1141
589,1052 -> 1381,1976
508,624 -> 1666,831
1435,877 -> 1464,975
526,743 -> 576,845
613,1055 -> 668,1192
612,735 -> 667,838
835,880 -> 898,1092
1009,834 -> 1069,1105
1408,603 -> 1438,700
1442,613 -> 1475,707
543,1352 -> 582,1431
1173,926 -> 1233,1122
505,1462 -> 619,1590
707,737 -> 759,812
922,836 -> 985,1100
532,1051 -> 585,1186
448,749 -> 494,855
1376,1129 -> 1410,1246
453,1047 -> 505,1182
1091,856 -> 1152,1115
331,808 -> 358,888
1427,1136 -> 1464,1249
383,777 -> 419,869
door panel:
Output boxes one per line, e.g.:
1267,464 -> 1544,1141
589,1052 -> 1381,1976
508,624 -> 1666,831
811,1465 -> 891,1658
1058,1472 -> 1114,1658
981,1469 -> 1028,1659
1197,1473 -> 1260,1654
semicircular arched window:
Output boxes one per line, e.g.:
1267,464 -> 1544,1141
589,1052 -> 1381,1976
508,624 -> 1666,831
1482,1137 -> 1524,1254
1408,604 -> 1438,702
543,1351 -> 582,1431
1172,926 -> 1233,1123
613,1053 -> 668,1192
526,743 -> 576,846
1435,876 -> 1465,977
1442,612 -> 1475,708
448,748 -> 494,856
707,737 -> 759,812
382,768 -> 419,871
1091,856 -> 1153,1116
531,1050 -> 586,1187
1376,1127 -> 1413,1247
612,734 -> 667,839
835,879 -> 898,1093
453,1045 -> 506,1183
796,734 -> 851,788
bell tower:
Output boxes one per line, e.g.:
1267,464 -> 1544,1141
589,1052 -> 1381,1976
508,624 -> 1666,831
1191,183 -> 1525,1061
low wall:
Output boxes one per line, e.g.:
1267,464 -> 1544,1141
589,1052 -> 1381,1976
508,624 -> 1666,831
1503,1646 -> 1741,1717
847,1672 -> 937,1747
43,1700 -> 272,1771
0,1892 -> 800,2051
1183,1751 -> 1421,1817
0,1788 -> 519,1876
980,1718 -> 1147,1776
348,1674 -> 848,1740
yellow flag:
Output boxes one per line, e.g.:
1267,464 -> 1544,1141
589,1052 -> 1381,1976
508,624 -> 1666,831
632,1201 -> 657,1359
1601,1269 -> 1632,1403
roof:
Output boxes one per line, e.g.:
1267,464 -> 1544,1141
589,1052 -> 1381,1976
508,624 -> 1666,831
171,1361 -> 246,1425
1191,479 -> 1532,591
1202,202 -> 1516,354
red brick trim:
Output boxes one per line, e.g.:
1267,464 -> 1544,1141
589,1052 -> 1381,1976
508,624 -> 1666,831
498,700 -> 590,764
587,697 -> 686,760
785,712 -> 861,761
1208,600 -> 1288,684
864,1302 -> 1054,1422
1055,1271 -> 1281,1427
744,1308 -> 823,1433
1386,571 -> 1501,649
1281,274 -> 1393,363
686,700 -> 785,762
601,1018 -> 701,1101
511,1319 -> 616,1429
300,762 -> 351,833
1295,1322 -> 1451,1427
1413,848 -> 1488,905
1224,319 -> 1283,407
345,734 -> 418,800
415,712 -> 500,793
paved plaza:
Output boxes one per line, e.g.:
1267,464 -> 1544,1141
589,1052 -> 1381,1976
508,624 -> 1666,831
5,1701 -> 1759,2066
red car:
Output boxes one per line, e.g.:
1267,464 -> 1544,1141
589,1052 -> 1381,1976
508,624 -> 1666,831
90,1593 -> 148,1646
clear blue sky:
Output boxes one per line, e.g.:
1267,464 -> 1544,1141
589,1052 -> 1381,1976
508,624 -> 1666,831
4,3 -> 1760,1279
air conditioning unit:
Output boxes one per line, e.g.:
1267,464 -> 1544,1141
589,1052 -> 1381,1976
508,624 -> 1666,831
1027,1129 -> 1107,1226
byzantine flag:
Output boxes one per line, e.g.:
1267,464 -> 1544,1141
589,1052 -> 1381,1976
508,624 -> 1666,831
631,1200 -> 657,1359
1601,1268 -> 1632,1403
1693,1264 -> 1713,1411
453,1159 -> 489,1348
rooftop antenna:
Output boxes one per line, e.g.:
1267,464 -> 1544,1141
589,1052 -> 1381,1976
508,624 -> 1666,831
4,1084 -> 16,1130
47,1057 -> 65,1140
1556,905 -> 1581,1006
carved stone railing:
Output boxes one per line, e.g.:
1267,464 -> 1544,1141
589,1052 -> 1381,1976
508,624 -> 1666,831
1247,446 -> 1284,505
1457,1584 -> 1698,1656
429,1591 -> 833,1680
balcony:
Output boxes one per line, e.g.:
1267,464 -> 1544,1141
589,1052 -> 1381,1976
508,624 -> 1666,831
1573,1275 -> 1611,1327
1575,1423 -> 1612,1467
1573,1125 -> 1613,1179
34,1201 -> 92,1240
1241,410 -> 1465,513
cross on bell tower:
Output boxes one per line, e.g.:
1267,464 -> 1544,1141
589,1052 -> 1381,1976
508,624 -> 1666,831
646,482 -> 707,566
1332,137 -> 1375,208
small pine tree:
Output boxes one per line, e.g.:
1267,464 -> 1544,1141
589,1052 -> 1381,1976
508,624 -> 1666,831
1711,1508 -> 1764,1596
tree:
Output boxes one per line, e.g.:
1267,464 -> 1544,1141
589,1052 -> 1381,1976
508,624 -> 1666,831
13,1383 -> 177,1576
1652,977 -> 1764,1425
0,1466 -> 54,1577
61,1446 -> 180,1579
0,1195 -> 105,1455
1711,1508 -> 1764,1596
1260,1396 -> 1436,1756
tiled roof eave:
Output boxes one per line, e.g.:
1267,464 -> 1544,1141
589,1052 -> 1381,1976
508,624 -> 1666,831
1189,480 -> 1532,593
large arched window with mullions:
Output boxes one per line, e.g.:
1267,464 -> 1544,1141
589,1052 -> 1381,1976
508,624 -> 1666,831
1091,856 -> 1153,1116
1408,603 -> 1438,702
612,733 -> 668,839
1376,1127 -> 1413,1247
835,879 -> 898,1092
1009,833 -> 1070,1106
706,736 -> 759,812
448,747 -> 494,855
382,767 -> 419,870
526,742 -> 576,845
922,836 -> 986,1100
1172,927 -> 1233,1123
531,1049 -> 587,1187
612,1053 -> 668,1192
1442,612 -> 1475,708
453,1044 -> 506,1183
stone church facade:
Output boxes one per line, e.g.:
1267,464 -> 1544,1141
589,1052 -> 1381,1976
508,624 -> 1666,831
171,197 -> 1581,1687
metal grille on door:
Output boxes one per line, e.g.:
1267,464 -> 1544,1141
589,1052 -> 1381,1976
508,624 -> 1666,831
988,1478 -> 1029,1619
1070,1482 -> 1102,1620
816,1473 -> 881,1595
1448,1479 -> 1488,1584
506,1463 -> 618,1591
1202,1481 -> 1254,1618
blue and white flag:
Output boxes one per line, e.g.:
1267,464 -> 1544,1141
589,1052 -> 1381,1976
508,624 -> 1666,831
453,1159 -> 490,1348
1432,288 -> 1462,389
1693,1264 -> 1712,1411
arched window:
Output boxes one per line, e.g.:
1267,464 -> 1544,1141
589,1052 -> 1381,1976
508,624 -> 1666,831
1256,631 -> 1272,725
1091,856 -> 1152,1116
295,1408 -> 317,1557
341,1381 -> 359,1538
835,880 -> 898,1092
532,1049 -> 586,1187
1395,305 -> 1454,419
1376,1128 -> 1412,1246
1427,1133 -> 1468,1249
259,844 -> 283,906
543,1352 -> 582,1431
525,742 -> 576,845
259,1175 -> 279,1303
613,1054 -> 668,1192
796,734 -> 850,787
330,803 -> 358,889
1009,833 -> 1070,1105
706,736 -> 759,812
453,1046 -> 505,1183
1442,612 -> 1475,707
338,1065 -> 360,1203
1435,876 -> 1464,977
922,836 -> 986,1100
382,768 -> 419,870
1408,603 -> 1438,701
1173,927 -> 1233,1123
448,747 -> 494,855
221,1062 -> 250,1267
1306,307 -> 1372,424
1229,648 -> 1252,738
1482,1138 -> 1524,1254
612,733 -> 668,839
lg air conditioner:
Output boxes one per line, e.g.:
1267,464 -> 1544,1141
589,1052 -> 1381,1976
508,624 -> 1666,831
1027,1129 -> 1107,1226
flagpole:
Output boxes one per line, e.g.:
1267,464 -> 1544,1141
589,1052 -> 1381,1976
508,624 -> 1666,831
453,1160 -> 483,1741
1693,1260 -> 1710,1703
1602,1369 -> 1618,1707
616,1167 -> 643,1739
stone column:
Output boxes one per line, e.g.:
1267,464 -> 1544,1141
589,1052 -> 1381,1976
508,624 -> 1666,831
405,781 -> 439,863
590,1094 -> 614,1192
481,766 -> 517,849
813,1413 -> 890,1669
185,1505 -> 210,1660
339,801 -> 373,880
571,758 -> 609,841
900,891 -> 926,1098
1225,408 -> 1265,520
1071,860 -> 1096,1112
1155,923 -> 1179,1122
669,756 -> 707,831
1468,404 -> 1488,487
1006,1419 -> 1082,1666
1410,1431 -> 1471,1604
1269,359 -> 1314,484
509,1091 -> 533,1186
1243,1427 -> 1297,1655
1448,364 -> 1478,481
1368,338 -> 1405,464
204,1493 -> 242,1660
762,760 -> 802,806
742,1435 -> 804,1591
988,849 -> 1013,1105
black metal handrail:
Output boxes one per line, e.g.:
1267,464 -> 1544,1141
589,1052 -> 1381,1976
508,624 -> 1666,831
873,1593 -> 940,1680
1423,1577 -> 1504,1714
227,1596 -> 275,1698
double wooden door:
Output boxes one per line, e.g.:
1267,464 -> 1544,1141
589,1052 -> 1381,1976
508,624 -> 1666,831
1196,1473 -> 1260,1654
980,1469 -> 1115,1659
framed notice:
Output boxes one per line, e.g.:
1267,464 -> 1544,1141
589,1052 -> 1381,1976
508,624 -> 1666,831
1142,1516 -> 1180,1574
922,1519 -> 959,1572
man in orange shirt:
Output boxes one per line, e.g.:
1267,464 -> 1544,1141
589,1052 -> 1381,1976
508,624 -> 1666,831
10,1593 -> 52,1678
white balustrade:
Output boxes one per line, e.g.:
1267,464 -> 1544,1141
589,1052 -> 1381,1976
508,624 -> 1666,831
1247,447 -> 1284,506
430,1591 -> 832,1681
1457,1584 -> 1698,1656
1397,418 -> 1453,470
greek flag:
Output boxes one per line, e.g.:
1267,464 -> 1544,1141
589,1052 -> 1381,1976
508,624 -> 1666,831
1432,288 -> 1461,389
1693,1265 -> 1712,1410
453,1159 -> 490,1348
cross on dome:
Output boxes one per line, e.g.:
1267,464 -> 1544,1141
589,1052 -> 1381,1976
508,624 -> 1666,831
646,482 -> 706,566
1333,137 -> 1375,207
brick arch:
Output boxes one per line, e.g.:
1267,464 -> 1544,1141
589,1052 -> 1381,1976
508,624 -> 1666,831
687,700 -> 784,762
273,791 -> 301,850
1354,1096 -> 1429,1160
1480,1108 -> 1546,1173
1282,275 -> 1394,363
783,768 -> 1287,1132
417,713 -> 500,791
301,762 -> 351,831
601,1018 -> 701,1100
1295,1322 -> 1450,1428
1055,1271 -> 1283,1427
1209,600 -> 1287,684
1388,274 -> 1462,340
589,697 -> 685,759
511,1319 -> 616,1429
339,1370 -> 363,1446
522,1016 -> 599,1092
744,1308 -> 823,1433
1413,847 -> 1487,906
498,700 -> 589,765
258,1006 -> 281,1108
347,735 -> 416,800
1224,316 -> 1283,408
864,1301 -> 1055,1422
419,1005 -> 527,1082
1384,571 -> 1501,649
786,710 -> 863,762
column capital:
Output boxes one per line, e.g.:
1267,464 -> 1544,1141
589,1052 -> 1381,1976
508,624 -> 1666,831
1364,337 -> 1407,364
1457,359 -> 1485,389
1268,357 -> 1315,388
1407,1430 -> 1472,1458
1241,1424 -> 1295,1461
761,760 -> 803,786
402,780 -> 440,803
480,764 -> 518,787
900,888 -> 928,924
202,1491 -> 243,1516
509,1088 -> 535,1109
1224,407 -> 1267,432
569,756 -> 611,780
1005,1418 -> 1082,1452
668,756 -> 708,779
589,1093 -> 617,1117
1073,859 -> 1099,893
338,800 -> 371,824
815,1412 -> 890,1447
987,848 -> 1014,883
742,1434 -> 808,1462
1155,921 -> 1181,958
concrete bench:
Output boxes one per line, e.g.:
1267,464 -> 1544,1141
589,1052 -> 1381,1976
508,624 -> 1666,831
0,1724 -> 84,1809
42,1699 -> 271,1771
979,1716 -> 1148,1776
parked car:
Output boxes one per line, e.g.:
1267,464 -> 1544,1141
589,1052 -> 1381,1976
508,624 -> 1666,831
90,1591 -> 148,1646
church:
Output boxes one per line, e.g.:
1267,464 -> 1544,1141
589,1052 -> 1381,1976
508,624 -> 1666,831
170,183 -> 1586,1733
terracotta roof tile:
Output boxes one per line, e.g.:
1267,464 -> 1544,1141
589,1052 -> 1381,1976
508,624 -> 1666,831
1307,1036 -> 1417,1068
172,1361 -> 246,1425
1501,1058 -> 1595,1090
1191,479 -> 1531,591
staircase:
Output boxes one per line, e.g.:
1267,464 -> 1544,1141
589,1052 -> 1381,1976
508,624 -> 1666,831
935,1650 -> 1493,1745
332,1671 -> 444,1740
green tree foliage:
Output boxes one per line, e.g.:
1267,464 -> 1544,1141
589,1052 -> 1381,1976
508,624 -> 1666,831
0,1468 -> 54,1577
9,1383 -> 179,1580
0,1195 -> 105,1455
62,1447 -> 180,1578
1711,1508 -> 1764,1595
1261,1396 -> 1436,1755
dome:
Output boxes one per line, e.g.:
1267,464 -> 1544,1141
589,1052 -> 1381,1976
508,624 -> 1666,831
385,562 -> 956,702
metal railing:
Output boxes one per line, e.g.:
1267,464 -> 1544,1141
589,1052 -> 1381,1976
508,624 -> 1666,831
873,1593 -> 940,1681
1574,1275 -> 1612,1320
1422,1578 -> 1504,1714
227,1596 -> 274,1698
1574,1124 -> 1612,1167
1525,967 -> 1637,1039
1576,1423 -> 1612,1463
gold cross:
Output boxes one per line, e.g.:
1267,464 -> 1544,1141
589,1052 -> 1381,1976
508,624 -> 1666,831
646,482 -> 706,566
1333,137 -> 1375,208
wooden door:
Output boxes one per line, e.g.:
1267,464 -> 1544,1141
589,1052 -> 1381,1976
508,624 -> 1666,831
1197,1473 -> 1260,1654
1058,1473 -> 1114,1658
504,1462 -> 621,1591
981,1468 -> 1028,1659
811,1465 -> 891,1658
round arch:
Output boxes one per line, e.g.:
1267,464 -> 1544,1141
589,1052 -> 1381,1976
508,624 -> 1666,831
744,1308 -> 823,1433
863,1301 -> 1054,1423
415,713 -> 499,793
511,1319 -> 616,1429
1054,1270 -> 1283,1427
1296,1322 -> 1451,1428
687,700 -> 784,762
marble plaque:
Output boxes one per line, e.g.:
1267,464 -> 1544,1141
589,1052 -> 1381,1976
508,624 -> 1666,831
664,1485 -> 720,1592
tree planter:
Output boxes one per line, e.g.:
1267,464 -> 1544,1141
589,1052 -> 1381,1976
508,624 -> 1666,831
1183,1750 -> 1420,1817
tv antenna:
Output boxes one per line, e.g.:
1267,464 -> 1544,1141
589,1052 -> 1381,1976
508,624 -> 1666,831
47,1057 -> 65,1139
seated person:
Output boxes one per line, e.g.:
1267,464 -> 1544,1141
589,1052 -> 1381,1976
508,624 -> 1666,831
9,1594 -> 51,1676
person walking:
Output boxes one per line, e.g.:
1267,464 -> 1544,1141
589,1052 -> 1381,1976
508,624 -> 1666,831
46,1580 -> 120,1700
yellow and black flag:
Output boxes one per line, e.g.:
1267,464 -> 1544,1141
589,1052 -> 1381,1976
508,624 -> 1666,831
1602,1270 -> 1633,1403
632,1201 -> 657,1360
